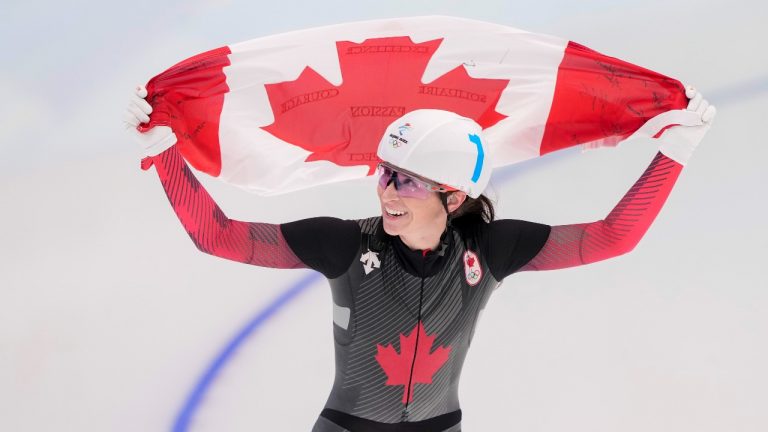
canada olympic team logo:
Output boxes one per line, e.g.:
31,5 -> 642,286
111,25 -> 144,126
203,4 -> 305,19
463,250 -> 482,286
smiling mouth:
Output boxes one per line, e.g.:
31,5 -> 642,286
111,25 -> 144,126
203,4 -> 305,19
384,207 -> 407,218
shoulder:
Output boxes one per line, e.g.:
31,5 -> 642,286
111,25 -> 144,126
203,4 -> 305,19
461,218 -> 551,280
485,219 -> 552,240
280,217 -> 365,279
355,216 -> 382,235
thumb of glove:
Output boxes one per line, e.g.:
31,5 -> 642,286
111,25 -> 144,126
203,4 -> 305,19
659,105 -> 716,165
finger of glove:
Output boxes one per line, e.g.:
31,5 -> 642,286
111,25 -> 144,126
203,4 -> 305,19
696,98 -> 710,117
123,110 -> 140,127
687,93 -> 704,112
127,102 -> 150,124
671,108 -> 704,127
135,85 -> 148,98
702,105 -> 716,123
685,85 -> 697,99
130,93 -> 153,115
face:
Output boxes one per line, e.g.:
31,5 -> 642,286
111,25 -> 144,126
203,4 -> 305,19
376,164 -> 466,245
377,181 -> 446,239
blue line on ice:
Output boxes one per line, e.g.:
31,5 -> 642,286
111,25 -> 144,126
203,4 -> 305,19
172,271 -> 322,432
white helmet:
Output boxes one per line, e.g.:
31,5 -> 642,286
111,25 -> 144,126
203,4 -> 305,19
376,109 -> 491,198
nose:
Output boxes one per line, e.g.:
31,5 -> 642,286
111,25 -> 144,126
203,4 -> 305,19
381,181 -> 399,201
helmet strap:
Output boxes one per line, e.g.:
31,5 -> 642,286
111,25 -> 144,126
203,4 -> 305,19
439,192 -> 450,214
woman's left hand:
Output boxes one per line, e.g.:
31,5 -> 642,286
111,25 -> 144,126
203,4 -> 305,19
658,86 -> 717,166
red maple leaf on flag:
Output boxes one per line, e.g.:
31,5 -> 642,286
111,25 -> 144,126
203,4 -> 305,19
262,36 -> 510,174
375,322 -> 452,404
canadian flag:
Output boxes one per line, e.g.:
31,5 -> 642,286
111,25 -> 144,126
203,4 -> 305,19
140,16 -> 690,195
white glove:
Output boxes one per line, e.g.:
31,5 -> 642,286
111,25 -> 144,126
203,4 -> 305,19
123,85 -> 177,157
658,86 -> 716,166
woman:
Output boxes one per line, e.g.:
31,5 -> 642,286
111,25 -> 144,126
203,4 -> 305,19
125,86 -> 714,431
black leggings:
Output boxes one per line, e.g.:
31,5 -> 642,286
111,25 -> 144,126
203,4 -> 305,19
320,408 -> 461,432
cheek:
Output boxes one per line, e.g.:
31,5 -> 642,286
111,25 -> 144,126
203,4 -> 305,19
404,195 -> 443,222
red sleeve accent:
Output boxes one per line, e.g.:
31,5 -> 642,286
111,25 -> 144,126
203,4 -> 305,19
520,152 -> 683,271
148,146 -> 306,269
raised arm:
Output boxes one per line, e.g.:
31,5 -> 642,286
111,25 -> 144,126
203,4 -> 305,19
125,85 -> 304,269
145,146 -> 307,268
520,151 -> 680,271
520,87 -> 716,272
125,86 -> 362,277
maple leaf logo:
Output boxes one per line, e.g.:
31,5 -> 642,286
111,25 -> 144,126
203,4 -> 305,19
375,322 -> 452,404
262,36 -> 509,174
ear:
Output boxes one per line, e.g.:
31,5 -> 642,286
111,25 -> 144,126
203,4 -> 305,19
446,191 -> 467,214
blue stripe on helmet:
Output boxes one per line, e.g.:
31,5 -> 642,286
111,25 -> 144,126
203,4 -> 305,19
468,133 -> 484,183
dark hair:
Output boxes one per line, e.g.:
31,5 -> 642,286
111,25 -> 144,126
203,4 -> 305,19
440,192 -> 495,224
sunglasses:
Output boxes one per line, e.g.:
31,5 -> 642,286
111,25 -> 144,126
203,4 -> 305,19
376,162 -> 456,199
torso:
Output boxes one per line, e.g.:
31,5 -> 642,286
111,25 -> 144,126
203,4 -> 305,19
316,217 -> 500,430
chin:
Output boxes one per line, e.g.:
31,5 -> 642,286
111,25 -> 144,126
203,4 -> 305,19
381,219 -> 399,236
381,214 -> 409,236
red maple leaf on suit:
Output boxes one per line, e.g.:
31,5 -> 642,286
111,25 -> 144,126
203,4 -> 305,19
375,322 -> 452,404
262,36 -> 510,174
466,256 -> 475,267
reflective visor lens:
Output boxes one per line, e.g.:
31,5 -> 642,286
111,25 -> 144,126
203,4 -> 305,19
377,165 -> 434,199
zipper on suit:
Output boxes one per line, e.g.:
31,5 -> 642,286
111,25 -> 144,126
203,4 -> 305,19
402,249 -> 428,420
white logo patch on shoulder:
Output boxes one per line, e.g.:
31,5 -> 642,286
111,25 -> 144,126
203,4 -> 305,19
360,249 -> 380,275
463,250 -> 483,286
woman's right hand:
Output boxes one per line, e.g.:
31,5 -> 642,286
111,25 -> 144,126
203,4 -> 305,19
123,85 -> 177,157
